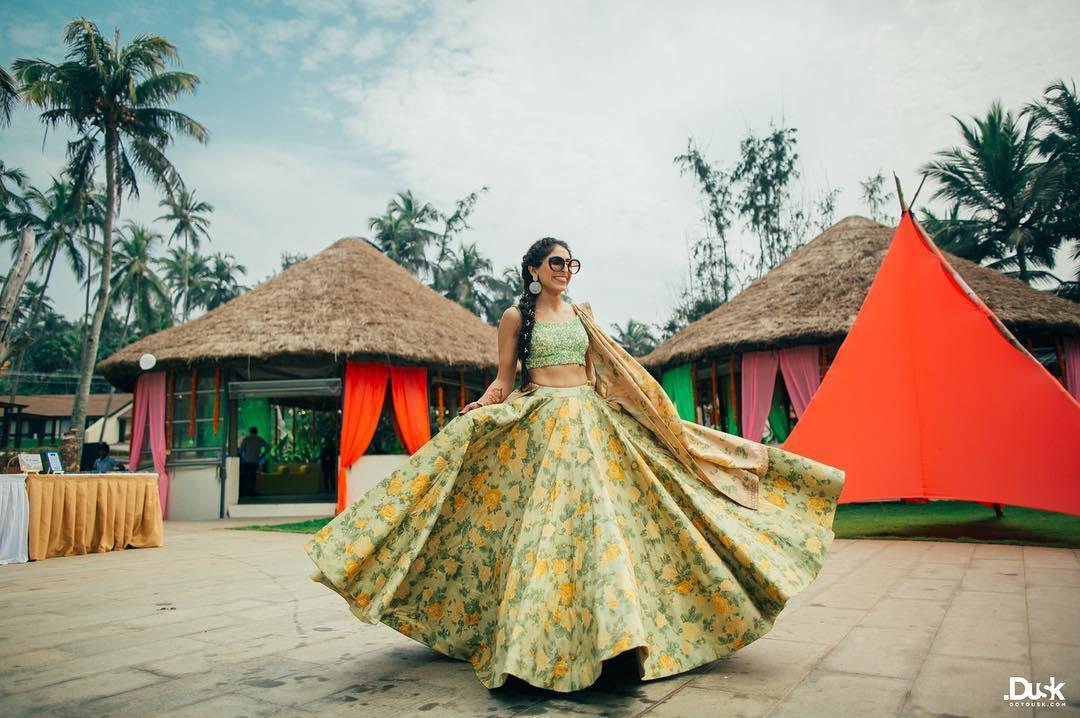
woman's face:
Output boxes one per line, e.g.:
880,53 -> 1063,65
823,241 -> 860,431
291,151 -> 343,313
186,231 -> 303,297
532,245 -> 573,293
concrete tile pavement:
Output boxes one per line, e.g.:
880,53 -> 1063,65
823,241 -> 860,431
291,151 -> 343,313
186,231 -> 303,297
0,521 -> 1077,717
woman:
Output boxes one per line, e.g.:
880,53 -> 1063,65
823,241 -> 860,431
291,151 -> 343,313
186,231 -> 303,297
305,237 -> 845,692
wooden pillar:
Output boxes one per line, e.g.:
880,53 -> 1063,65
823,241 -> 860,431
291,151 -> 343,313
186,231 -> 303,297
436,369 -> 445,429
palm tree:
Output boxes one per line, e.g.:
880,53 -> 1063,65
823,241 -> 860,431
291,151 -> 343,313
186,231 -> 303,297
1028,79 -> 1080,300
430,241 -> 502,316
368,190 -> 440,278
920,100 -> 1062,286
157,186 -> 213,321
611,318 -> 660,357
0,65 -> 17,127
4,176 -> 86,406
111,221 -> 169,337
202,251 -> 246,310
15,18 -> 207,453
158,245 -> 212,318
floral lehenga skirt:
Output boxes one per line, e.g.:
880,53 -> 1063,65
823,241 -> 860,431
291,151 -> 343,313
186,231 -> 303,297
304,381 -> 844,692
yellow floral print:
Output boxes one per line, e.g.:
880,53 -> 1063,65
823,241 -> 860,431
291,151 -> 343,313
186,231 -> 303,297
305,380 -> 844,693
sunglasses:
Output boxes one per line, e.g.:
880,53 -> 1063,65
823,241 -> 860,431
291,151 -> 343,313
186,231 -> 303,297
547,256 -> 581,274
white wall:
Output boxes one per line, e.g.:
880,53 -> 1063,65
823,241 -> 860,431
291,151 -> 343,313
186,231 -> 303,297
345,454 -> 411,504
165,464 -> 222,521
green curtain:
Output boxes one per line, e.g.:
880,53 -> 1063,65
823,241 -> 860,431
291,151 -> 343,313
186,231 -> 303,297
237,397 -> 273,444
661,363 -> 695,421
767,387 -> 791,442
725,396 -> 739,436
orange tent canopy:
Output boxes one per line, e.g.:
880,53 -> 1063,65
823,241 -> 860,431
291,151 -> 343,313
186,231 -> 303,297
782,211 -> 1080,516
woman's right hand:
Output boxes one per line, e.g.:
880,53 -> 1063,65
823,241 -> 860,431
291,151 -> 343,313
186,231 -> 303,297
459,400 -> 485,415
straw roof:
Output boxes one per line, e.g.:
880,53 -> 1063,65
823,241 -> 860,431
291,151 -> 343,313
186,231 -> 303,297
641,215 -> 1080,371
98,237 -> 499,386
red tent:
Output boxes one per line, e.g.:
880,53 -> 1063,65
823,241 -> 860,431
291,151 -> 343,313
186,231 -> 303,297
782,210 -> 1080,516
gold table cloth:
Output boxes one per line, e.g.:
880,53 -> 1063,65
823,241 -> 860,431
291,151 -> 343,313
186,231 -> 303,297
26,472 -> 164,561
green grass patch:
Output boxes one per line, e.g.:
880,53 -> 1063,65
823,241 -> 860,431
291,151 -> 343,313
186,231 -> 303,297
230,518 -> 332,534
834,500 -> 1080,548
230,500 -> 1080,549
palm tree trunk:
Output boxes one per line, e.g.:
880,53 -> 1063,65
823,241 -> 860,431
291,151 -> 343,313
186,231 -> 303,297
70,130 -> 118,463
183,235 -> 190,322
0,227 -> 35,365
96,297 -> 133,443
5,245 -> 60,407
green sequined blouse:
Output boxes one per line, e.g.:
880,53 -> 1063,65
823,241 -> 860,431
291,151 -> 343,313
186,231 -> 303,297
525,315 -> 589,370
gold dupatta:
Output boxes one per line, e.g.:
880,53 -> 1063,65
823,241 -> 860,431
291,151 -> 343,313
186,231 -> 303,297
507,301 -> 767,509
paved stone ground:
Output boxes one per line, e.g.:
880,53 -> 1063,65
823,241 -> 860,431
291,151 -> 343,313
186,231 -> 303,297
1,520 -> 1078,718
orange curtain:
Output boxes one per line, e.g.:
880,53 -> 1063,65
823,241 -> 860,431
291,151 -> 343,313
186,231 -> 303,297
337,362 -> 389,514
389,365 -> 432,453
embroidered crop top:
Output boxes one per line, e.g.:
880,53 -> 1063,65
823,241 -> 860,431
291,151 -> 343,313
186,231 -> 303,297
525,315 -> 589,370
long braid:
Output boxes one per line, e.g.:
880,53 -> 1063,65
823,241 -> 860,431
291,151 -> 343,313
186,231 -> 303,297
516,237 -> 571,388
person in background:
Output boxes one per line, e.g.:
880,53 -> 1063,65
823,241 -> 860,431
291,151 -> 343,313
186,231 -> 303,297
238,427 -> 269,498
93,442 -> 120,473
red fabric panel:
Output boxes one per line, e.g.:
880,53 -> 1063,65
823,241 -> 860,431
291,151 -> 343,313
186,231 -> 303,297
390,365 -> 432,454
783,212 -> 1080,515
337,362 -> 389,514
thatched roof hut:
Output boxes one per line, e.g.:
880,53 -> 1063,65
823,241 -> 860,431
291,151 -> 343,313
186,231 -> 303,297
98,237 -> 499,387
641,216 -> 1080,371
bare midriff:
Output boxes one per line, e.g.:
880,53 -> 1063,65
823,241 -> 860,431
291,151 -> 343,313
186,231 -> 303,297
528,363 -> 590,387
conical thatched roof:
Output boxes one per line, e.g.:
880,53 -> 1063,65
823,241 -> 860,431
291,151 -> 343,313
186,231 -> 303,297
98,237 -> 499,385
641,215 -> 1080,371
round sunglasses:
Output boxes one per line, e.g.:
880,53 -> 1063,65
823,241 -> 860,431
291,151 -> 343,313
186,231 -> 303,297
547,256 -> 581,274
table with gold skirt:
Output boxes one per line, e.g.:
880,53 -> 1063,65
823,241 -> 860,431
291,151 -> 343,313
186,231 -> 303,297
25,472 -> 165,561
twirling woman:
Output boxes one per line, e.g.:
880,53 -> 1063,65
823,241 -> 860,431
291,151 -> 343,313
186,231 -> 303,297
305,237 -> 845,692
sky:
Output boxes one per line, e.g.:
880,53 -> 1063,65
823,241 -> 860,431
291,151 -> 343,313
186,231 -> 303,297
2,0 -> 1079,331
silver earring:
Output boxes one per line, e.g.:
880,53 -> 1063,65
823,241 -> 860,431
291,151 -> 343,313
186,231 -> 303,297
529,275 -> 541,294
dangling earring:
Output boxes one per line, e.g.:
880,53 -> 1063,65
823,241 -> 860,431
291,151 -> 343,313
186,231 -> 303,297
529,274 -> 541,294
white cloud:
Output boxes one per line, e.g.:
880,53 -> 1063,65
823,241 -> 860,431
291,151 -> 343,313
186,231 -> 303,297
309,0 -> 1080,327
194,17 -> 245,58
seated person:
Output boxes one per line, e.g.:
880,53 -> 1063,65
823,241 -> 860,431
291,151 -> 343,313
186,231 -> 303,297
93,442 -> 121,473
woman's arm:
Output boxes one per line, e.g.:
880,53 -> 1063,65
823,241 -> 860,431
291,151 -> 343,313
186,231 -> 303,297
585,351 -> 596,387
460,306 -> 522,413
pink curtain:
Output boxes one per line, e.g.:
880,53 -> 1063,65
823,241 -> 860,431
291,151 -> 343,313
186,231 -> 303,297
779,345 -> 822,418
740,350 -> 778,442
127,371 -> 170,517
1065,337 -> 1080,402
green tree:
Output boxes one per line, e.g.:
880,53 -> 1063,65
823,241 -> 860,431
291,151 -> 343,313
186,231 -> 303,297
0,65 -> 17,127
368,190 -> 441,278
111,220 -> 169,337
15,17 -> 208,451
158,245 -> 211,318
202,251 -> 246,310
430,241 -> 501,317
732,121 -> 806,276
1027,79 -> 1080,300
610,318 -> 659,357
674,137 -> 739,307
4,177 -> 86,404
920,100 -> 1062,286
860,170 -> 896,225
157,186 -> 213,321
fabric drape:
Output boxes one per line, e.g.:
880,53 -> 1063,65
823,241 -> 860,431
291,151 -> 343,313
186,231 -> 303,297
741,350 -> 778,443
779,345 -> 822,418
337,362 -> 389,514
661,363 -> 696,421
126,371 -> 170,517
389,365 -> 431,453
1065,336 -> 1080,402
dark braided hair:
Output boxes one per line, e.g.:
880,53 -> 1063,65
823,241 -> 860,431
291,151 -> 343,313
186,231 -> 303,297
516,237 -> 572,388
